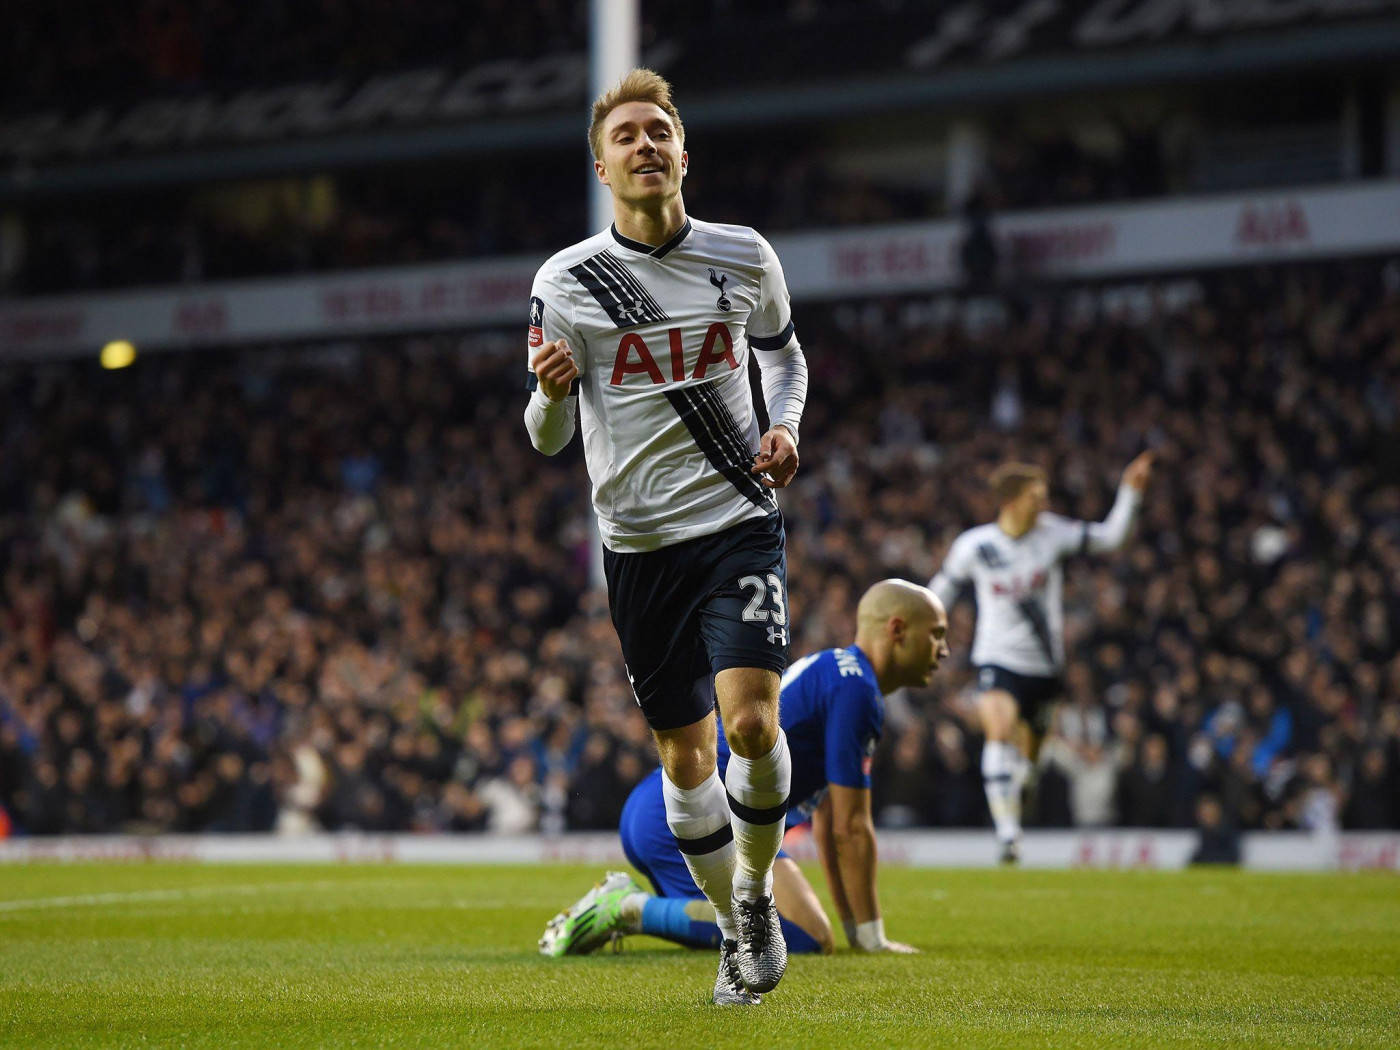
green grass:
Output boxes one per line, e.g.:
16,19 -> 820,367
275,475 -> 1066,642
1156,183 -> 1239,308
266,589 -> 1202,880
1,862 -> 1396,1049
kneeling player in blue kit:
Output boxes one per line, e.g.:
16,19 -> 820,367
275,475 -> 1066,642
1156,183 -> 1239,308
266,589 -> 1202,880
540,580 -> 948,956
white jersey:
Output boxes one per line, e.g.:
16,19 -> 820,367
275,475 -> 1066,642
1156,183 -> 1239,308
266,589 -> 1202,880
929,487 -> 1142,677
526,217 -> 804,552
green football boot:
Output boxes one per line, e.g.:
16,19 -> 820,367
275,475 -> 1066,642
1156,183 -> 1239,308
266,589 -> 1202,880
538,870 -> 644,956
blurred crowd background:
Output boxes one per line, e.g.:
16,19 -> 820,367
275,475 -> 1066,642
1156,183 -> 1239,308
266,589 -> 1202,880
3,257 -> 1397,837
2,1 -> 1398,842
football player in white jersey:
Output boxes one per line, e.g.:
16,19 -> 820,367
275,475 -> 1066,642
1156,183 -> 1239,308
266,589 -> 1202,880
524,69 -> 809,1005
929,453 -> 1153,863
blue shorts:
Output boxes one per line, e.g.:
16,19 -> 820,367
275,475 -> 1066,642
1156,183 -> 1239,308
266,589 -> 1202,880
620,768 -> 788,899
603,512 -> 790,731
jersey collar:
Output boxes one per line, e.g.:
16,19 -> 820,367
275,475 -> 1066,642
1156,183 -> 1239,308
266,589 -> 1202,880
610,218 -> 692,259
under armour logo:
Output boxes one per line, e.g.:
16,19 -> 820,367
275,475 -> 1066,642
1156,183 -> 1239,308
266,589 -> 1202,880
766,625 -> 788,646
708,268 -> 731,311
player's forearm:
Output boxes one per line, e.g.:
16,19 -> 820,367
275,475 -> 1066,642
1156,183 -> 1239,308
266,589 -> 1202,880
832,821 -> 880,925
523,390 -> 576,455
755,341 -> 807,444
1085,484 -> 1142,553
813,806 -> 854,921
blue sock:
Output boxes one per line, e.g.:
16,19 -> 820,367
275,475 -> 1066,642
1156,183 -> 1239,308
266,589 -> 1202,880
780,915 -> 821,954
640,897 -> 721,949
639,896 -> 823,953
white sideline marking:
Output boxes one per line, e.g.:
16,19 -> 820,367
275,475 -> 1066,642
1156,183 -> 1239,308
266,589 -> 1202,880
0,881 -> 560,916
0,879 -> 390,914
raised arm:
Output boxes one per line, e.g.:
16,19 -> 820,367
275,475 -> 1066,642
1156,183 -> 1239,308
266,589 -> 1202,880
1082,451 -> 1154,553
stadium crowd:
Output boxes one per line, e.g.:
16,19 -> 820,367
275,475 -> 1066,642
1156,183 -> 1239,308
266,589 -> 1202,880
1,258 -> 1398,839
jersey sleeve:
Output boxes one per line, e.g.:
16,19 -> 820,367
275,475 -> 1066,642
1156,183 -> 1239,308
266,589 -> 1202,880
525,266 -> 585,391
929,533 -> 973,608
749,233 -> 796,351
824,678 -> 883,790
1044,487 -> 1142,560
1083,485 -> 1142,553
1040,513 -> 1090,561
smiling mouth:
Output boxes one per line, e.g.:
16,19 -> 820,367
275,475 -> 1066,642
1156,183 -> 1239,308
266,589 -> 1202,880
633,166 -> 663,175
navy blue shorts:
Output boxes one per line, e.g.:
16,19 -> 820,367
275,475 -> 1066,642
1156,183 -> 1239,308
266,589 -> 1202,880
603,512 -> 790,731
976,665 -> 1062,731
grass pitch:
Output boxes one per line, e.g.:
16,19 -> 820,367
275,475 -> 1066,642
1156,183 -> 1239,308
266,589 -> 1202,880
1,862 -> 1396,1049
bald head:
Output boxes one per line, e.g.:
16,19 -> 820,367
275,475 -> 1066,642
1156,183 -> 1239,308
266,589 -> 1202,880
857,579 -> 941,628
854,579 -> 950,692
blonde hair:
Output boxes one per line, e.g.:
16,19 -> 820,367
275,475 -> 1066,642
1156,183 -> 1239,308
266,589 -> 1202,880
589,68 -> 685,160
989,462 -> 1046,506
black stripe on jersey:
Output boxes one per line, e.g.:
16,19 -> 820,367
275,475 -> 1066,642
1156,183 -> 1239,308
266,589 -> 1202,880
1016,595 -> 1058,668
693,382 -> 776,508
665,385 -> 771,508
750,320 -> 795,352
568,254 -> 668,329
977,543 -> 1007,569
1080,522 -> 1090,555
593,251 -> 668,321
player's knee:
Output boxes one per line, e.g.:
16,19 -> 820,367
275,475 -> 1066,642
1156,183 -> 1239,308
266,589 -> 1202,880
723,708 -> 777,757
979,690 -> 1018,740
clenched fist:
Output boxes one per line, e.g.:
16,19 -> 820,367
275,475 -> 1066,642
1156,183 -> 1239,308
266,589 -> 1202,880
530,339 -> 579,402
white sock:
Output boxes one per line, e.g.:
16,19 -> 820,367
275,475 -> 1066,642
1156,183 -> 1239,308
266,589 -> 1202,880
661,768 -> 738,940
982,740 -> 1023,844
619,892 -> 648,934
725,729 -> 791,902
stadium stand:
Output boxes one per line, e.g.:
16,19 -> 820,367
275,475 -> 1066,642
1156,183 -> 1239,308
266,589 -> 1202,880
5,127 -> 1184,296
2,258 -> 1396,836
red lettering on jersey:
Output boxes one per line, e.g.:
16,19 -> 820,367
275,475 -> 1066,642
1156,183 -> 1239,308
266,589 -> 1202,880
611,333 -> 665,386
609,325 -> 742,385
692,322 -> 737,379
528,326 -> 543,348
991,572 -> 1049,598
668,327 -> 685,382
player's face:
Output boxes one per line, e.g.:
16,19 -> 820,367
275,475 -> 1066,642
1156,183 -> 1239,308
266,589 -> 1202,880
1013,479 -> 1048,523
595,102 -> 687,206
898,605 -> 951,686
1029,480 -> 1048,515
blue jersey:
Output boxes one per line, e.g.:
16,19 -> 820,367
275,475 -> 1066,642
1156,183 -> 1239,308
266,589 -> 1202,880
621,645 -> 885,909
717,645 -> 884,826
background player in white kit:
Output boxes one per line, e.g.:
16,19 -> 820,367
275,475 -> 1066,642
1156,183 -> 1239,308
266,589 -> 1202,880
929,453 -> 1154,863
524,69 -> 809,1005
